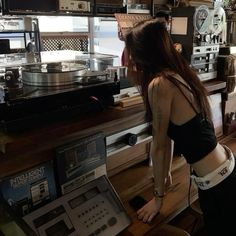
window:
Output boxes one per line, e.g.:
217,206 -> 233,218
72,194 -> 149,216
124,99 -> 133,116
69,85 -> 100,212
92,17 -> 124,64
37,16 -> 123,65
38,16 -> 89,32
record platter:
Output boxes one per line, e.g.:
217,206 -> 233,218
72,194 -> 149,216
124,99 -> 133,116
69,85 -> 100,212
22,61 -> 88,87
21,62 -> 110,87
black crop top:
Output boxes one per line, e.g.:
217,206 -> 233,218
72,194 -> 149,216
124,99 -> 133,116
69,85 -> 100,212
167,113 -> 217,164
166,77 -> 217,164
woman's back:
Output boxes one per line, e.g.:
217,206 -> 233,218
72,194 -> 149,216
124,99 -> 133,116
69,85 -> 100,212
148,73 -> 217,165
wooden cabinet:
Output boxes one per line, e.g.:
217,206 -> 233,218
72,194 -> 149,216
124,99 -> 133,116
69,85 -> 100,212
1,100 -> 236,235
0,105 -> 146,179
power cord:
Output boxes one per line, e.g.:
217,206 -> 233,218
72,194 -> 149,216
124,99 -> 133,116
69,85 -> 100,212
188,165 -> 193,207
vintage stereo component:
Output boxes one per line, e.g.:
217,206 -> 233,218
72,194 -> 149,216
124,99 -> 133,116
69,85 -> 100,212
23,175 -> 131,236
55,132 -> 106,195
95,4 -> 126,14
0,161 -> 57,217
0,17 -> 23,31
106,122 -> 152,176
0,61 -> 120,132
190,45 -> 219,81
193,61 -> 217,73
191,53 -> 217,65
171,5 -> 223,53
59,0 -> 91,13
171,5 -> 226,81
95,0 -> 126,14
126,4 -> 150,14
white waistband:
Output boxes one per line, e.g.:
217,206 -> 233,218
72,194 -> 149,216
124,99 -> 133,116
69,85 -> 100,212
191,145 -> 235,190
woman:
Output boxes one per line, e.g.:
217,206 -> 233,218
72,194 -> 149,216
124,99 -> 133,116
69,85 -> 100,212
125,19 -> 236,235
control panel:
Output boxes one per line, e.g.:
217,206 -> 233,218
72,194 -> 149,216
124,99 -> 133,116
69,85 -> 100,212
59,0 -> 90,12
23,176 -> 131,236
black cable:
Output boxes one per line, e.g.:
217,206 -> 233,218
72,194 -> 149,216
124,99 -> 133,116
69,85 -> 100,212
188,165 -> 193,207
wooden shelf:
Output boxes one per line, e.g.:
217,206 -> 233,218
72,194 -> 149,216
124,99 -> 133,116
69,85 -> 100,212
0,105 -> 146,179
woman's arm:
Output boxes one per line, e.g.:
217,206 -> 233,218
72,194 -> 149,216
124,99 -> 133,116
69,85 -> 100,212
152,137 -> 173,196
164,139 -> 174,190
150,76 -> 174,196
137,76 -> 174,223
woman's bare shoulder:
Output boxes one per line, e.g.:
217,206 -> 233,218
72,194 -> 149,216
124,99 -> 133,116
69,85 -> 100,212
148,75 -> 175,92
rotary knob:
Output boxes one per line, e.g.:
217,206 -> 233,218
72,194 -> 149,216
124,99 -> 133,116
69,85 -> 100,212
124,133 -> 138,146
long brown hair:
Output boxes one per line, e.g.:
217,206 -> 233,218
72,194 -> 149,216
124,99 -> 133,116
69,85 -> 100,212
125,19 -> 211,121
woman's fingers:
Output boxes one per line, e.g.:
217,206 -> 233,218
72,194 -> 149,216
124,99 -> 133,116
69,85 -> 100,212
137,208 -> 159,223
147,212 -> 157,223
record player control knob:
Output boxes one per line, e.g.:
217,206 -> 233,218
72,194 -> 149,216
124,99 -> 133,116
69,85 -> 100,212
124,133 -> 138,146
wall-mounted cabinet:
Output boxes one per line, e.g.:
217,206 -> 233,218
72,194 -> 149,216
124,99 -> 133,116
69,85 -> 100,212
95,0 -> 126,16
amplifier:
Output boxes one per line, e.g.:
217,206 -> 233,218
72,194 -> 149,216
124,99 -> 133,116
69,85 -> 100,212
59,0 -> 91,12
191,52 -> 218,65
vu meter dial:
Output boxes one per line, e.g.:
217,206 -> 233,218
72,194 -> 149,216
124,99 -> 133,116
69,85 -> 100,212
194,5 -> 211,34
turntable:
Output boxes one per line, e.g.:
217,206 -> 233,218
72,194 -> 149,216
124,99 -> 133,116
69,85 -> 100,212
21,61 -> 111,87
0,60 -> 120,132
21,62 -> 88,87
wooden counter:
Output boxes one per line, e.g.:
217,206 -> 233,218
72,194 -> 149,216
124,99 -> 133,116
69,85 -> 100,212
110,131 -> 236,236
1,99 -> 235,236
0,102 -> 197,235
109,156 -> 198,236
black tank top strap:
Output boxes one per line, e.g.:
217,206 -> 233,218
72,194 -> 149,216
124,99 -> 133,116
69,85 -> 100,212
166,75 -> 199,114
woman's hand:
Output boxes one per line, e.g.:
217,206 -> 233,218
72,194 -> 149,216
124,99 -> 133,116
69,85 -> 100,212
137,197 -> 163,223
